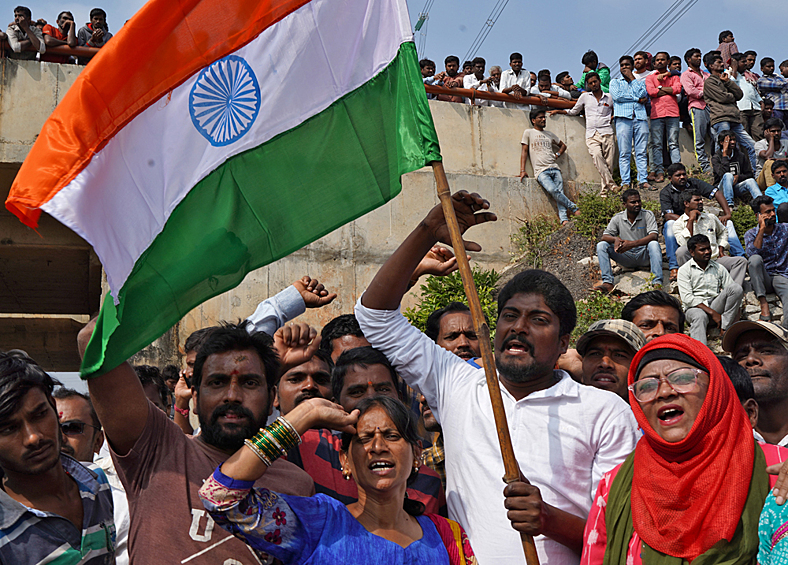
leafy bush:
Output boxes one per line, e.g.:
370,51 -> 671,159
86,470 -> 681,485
404,267 -> 500,334
731,204 -> 757,242
511,215 -> 560,268
574,193 -> 622,241
641,198 -> 661,216
571,292 -> 624,346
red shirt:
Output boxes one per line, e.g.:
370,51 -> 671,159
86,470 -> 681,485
645,72 -> 681,118
40,24 -> 71,63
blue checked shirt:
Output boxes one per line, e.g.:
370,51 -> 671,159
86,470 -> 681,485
610,77 -> 648,120
0,455 -> 115,564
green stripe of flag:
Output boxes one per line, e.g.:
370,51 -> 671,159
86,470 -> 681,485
82,41 -> 440,377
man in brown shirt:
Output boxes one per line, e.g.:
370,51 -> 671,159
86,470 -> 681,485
78,320 -> 315,565
435,55 -> 465,103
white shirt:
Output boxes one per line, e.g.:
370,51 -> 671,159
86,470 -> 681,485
755,138 -> 788,176
633,69 -> 655,81
500,68 -> 532,110
566,91 -> 614,137
530,84 -> 572,100
463,74 -> 489,106
728,68 -> 762,112
355,300 -> 639,565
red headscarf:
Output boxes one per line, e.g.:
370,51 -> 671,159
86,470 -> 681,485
626,334 -> 754,559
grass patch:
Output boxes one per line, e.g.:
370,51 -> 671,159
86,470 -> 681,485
571,292 -> 624,346
511,215 -> 560,268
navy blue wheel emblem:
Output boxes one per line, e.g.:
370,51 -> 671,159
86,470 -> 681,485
189,55 -> 261,147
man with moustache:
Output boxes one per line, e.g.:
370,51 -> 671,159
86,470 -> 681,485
576,320 -> 645,400
53,388 -> 104,463
621,289 -> 685,342
0,351 -> 115,564
273,349 -> 333,415
745,195 -> 788,326
436,55 -> 465,103
355,191 -> 638,564
77,320 -> 315,565
725,320 -> 788,447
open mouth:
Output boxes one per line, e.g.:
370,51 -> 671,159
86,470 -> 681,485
592,373 -> 617,384
456,350 -> 475,360
369,460 -> 395,475
503,339 -> 532,356
657,405 -> 685,425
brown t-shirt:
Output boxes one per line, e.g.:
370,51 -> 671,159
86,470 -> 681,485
112,403 -> 314,565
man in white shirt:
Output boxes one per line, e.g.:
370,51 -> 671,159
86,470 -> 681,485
355,192 -> 639,564
755,118 -> 788,189
463,57 -> 491,107
551,72 -> 618,196
729,53 -> 762,138
6,5 -> 45,60
530,69 -> 571,100
500,52 -> 531,110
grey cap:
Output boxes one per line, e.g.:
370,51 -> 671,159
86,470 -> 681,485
722,320 -> 788,353
576,319 -> 646,357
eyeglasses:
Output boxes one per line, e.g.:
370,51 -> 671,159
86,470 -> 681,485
60,421 -> 101,436
628,368 -> 705,403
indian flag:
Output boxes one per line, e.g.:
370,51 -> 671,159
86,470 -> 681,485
6,0 -> 440,377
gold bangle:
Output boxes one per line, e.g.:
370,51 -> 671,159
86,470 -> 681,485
244,439 -> 272,467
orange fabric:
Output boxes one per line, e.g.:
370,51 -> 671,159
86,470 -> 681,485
626,334 -> 755,559
6,0 -> 311,228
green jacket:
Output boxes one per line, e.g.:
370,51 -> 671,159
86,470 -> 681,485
576,65 -> 611,93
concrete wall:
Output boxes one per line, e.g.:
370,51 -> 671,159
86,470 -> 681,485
0,59 -> 706,368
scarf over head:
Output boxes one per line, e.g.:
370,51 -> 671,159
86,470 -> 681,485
626,334 -> 757,559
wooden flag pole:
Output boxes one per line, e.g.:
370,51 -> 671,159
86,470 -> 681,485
430,161 -> 540,565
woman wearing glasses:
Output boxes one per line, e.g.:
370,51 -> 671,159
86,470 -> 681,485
580,333 -> 786,564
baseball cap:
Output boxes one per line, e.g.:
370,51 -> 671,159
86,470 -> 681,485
722,320 -> 788,353
576,319 -> 646,357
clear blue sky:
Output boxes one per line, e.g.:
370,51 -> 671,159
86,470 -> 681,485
28,0 -> 784,77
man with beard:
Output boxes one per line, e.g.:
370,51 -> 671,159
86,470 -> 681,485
273,349 -> 333,415
0,351 -> 115,564
355,191 -> 638,564
76,320 -> 314,565
725,321 -> 788,447
436,55 -> 465,103
745,196 -> 788,327
576,319 -> 645,400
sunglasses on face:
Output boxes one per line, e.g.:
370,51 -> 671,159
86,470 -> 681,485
60,421 -> 101,436
628,368 -> 705,403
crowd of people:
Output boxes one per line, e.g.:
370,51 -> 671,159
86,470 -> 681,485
6,15 -> 788,565
2,5 -> 112,63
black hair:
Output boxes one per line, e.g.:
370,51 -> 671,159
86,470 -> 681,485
765,117 -> 784,131
621,188 -> 640,203
762,57 -> 775,68
771,160 -> 788,175
13,6 -> 31,18
319,314 -> 365,355
666,162 -> 686,177
621,290 -> 685,332
52,388 -> 100,428
684,48 -> 701,64
751,195 -> 774,215
634,51 -> 650,64
0,351 -> 60,425
584,71 -> 600,84
193,321 -> 280,390
529,108 -> 546,122
161,364 -> 180,382
581,50 -> 598,67
555,71 -> 570,83
425,302 -> 474,342
184,327 -> 216,354
681,189 -> 701,204
655,51 -> 670,60
730,52 -> 745,63
703,51 -> 722,69
510,52 -> 523,62
497,270 -> 576,337
332,347 -> 399,404
444,55 -> 459,66
340,396 -> 424,516
687,234 -> 711,252
419,58 -> 435,69
763,99 -> 775,108
716,355 -> 754,402
619,55 -> 634,66
472,56 -> 485,67
744,50 -> 757,58
57,10 -> 73,20
90,7 -> 106,19
669,55 -> 682,66
133,365 -> 170,408
717,129 -> 734,146
718,30 -> 733,44
463,60 -> 473,69
537,69 -> 551,80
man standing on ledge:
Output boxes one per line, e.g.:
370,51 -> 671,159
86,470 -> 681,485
355,191 -> 638,564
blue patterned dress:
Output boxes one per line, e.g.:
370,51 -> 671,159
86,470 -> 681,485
758,492 -> 788,564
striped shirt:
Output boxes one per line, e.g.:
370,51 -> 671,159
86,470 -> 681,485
609,77 -> 648,120
0,455 -> 115,564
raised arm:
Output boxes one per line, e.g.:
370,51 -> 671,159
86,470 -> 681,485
78,320 -> 150,456
360,191 -> 496,312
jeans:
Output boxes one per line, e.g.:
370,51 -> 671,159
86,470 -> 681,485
650,116 -> 680,174
615,117 -> 649,185
690,107 -> 711,173
537,168 -> 578,223
727,220 -> 746,257
718,173 -> 762,206
747,254 -> 788,328
685,282 -> 744,344
664,220 -> 679,269
596,240 -> 664,285
711,121 -> 757,170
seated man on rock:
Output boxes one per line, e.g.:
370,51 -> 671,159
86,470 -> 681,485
745,195 -> 788,326
678,234 -> 744,345
594,188 -> 663,293
764,159 -> 788,223
673,189 -> 748,287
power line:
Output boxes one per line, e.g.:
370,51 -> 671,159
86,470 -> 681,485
462,0 -> 511,63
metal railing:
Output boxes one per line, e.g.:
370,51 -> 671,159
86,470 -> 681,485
424,84 -> 576,109
1,40 -> 100,61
